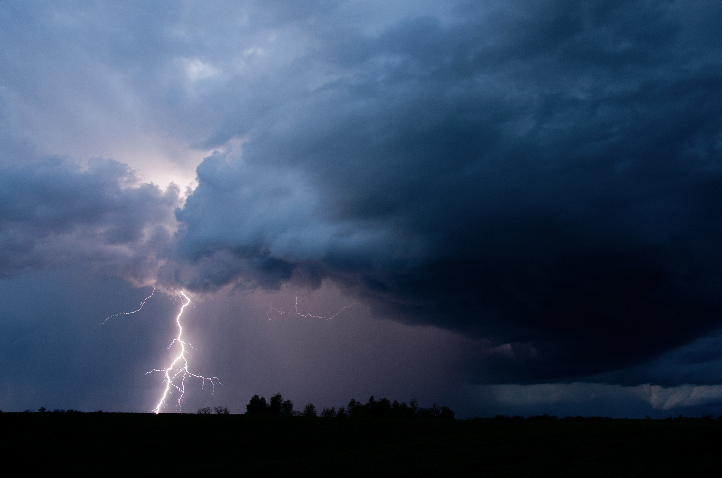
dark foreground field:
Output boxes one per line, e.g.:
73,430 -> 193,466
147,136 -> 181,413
2,414 -> 720,476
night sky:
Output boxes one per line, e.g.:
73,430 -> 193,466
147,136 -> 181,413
1,0 -> 722,418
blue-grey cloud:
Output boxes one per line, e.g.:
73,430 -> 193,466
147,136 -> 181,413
2,0 -> 722,402
0,157 -> 179,282
173,0 -> 722,383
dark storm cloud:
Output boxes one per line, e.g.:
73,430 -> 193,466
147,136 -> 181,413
174,0 -> 722,383
0,157 -> 179,282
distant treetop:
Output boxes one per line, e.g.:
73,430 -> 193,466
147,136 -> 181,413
244,394 -> 454,419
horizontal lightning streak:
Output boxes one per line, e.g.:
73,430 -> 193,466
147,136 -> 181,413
268,296 -> 357,321
101,287 -> 155,324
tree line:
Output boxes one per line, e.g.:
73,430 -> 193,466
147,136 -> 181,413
243,394 -> 455,419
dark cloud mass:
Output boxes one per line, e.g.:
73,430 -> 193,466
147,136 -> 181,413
174,0 -> 722,382
2,0 -> 722,415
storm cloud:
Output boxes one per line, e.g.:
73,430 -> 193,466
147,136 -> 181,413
170,0 -> 722,382
0,157 -> 179,283
2,0 -> 722,414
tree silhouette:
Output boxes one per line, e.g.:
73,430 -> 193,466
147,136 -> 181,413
409,398 -> 419,418
246,393 -> 296,416
246,394 -> 269,415
346,396 -> 453,419
303,403 -> 317,417
281,399 -> 294,416
439,406 -> 455,420
269,394 -> 283,415
246,393 -> 454,419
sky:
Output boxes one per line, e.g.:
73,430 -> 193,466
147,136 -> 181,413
1,0 -> 721,418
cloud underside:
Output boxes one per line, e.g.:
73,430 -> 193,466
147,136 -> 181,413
173,1 -> 722,382
3,0 -> 722,384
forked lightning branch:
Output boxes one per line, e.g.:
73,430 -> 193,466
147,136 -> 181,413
147,291 -> 221,414
105,289 -> 355,413
103,289 -> 220,414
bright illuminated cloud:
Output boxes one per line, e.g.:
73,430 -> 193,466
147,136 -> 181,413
0,157 -> 179,283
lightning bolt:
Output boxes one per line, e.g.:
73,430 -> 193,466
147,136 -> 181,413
147,291 -> 221,414
268,296 -> 357,321
101,287 -> 155,324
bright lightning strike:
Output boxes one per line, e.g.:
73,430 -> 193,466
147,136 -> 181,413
101,287 -> 155,324
268,296 -> 357,321
147,291 -> 221,414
